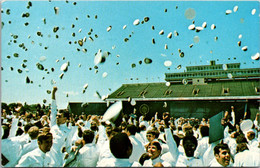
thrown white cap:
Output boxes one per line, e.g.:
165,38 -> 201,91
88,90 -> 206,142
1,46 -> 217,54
240,119 -> 253,133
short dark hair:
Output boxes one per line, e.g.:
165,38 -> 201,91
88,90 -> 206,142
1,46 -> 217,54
146,129 -> 160,139
214,143 -> 230,155
200,126 -> 209,137
183,135 -> 198,147
15,127 -> 24,136
140,125 -> 146,131
82,130 -> 94,144
110,133 -> 132,158
37,132 -> 53,143
24,123 -> 33,132
28,126 -> 39,139
126,124 -> 137,135
146,141 -> 162,152
26,113 -> 33,119
58,109 -> 69,120
236,134 -> 248,144
139,153 -> 151,165
2,125 -> 10,139
236,143 -> 248,153
173,134 -> 181,147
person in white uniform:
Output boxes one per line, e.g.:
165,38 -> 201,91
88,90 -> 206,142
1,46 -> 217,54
1,125 -> 22,167
48,86 -> 75,166
19,126 -> 39,158
97,132 -> 141,167
74,129 -> 99,167
143,141 -> 172,167
234,142 -> 260,167
164,114 -> 203,167
210,142 -> 233,167
125,124 -> 145,163
16,132 -> 53,167
194,125 -> 209,158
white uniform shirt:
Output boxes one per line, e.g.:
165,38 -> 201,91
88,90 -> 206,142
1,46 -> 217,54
129,135 -> 145,163
49,100 -> 74,166
97,140 -> 115,166
247,138 -> 258,151
161,151 -> 177,166
194,136 -> 209,158
97,158 -> 139,167
234,149 -> 260,167
1,138 -> 22,167
143,157 -> 172,167
210,157 -> 234,167
20,139 -> 38,158
202,140 -> 221,167
175,154 -> 204,167
75,143 -> 99,167
16,148 -> 51,167
10,133 -> 30,146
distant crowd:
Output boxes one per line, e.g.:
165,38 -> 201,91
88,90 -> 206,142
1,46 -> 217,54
1,86 -> 260,167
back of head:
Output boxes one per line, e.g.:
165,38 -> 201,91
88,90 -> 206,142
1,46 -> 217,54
236,134 -> 248,144
2,125 -> 10,139
236,143 -> 249,153
183,135 -> 197,146
26,112 -> 33,119
126,124 -> 137,136
24,123 -> 33,133
82,129 -> 94,144
28,126 -> 39,139
16,127 -> 24,136
200,125 -> 209,137
37,132 -> 53,143
139,153 -> 151,165
140,125 -> 146,131
110,132 -> 132,158
173,134 -> 181,147
214,143 -> 229,155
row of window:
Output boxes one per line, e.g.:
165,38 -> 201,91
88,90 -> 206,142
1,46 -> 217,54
187,64 -> 240,72
115,87 -> 260,97
166,69 -> 260,79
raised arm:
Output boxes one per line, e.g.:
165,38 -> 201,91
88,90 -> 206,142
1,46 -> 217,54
231,106 -> 235,126
163,113 -> 179,162
50,86 -> 58,127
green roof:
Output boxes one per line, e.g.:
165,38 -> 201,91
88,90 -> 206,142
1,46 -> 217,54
107,79 -> 260,101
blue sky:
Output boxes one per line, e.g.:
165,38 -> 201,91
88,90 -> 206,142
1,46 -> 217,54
1,0 -> 259,109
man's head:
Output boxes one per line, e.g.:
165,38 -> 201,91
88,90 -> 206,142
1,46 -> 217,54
214,143 -> 231,167
28,126 -> 39,140
25,112 -> 33,122
182,135 -> 197,157
236,142 -> 249,153
24,123 -> 33,133
246,130 -> 255,141
139,125 -> 146,131
200,125 -> 209,137
37,132 -> 53,153
1,125 -> 10,139
109,133 -> 132,159
146,141 -> 162,160
126,124 -> 137,136
56,110 -> 69,126
90,121 -> 98,131
146,129 -> 159,142
82,129 -> 95,144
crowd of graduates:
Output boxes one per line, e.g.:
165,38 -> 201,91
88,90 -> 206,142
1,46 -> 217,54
1,86 -> 260,167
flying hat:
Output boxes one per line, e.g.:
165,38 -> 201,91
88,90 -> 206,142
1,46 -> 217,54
240,119 -> 253,135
